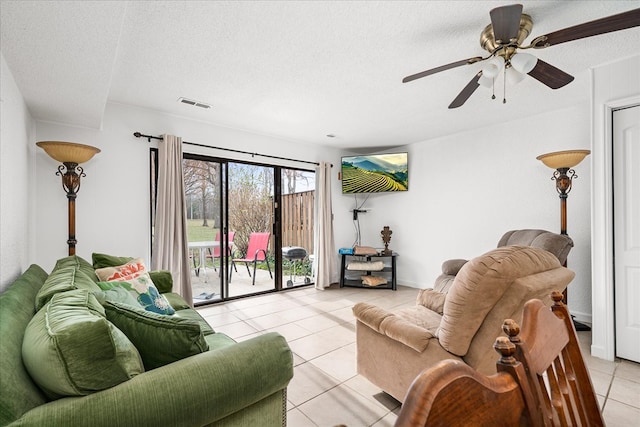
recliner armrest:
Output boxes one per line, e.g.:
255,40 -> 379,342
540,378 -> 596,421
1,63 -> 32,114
353,303 -> 433,352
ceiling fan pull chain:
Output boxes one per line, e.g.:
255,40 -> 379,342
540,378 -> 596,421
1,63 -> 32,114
503,67 -> 507,104
492,77 -> 496,100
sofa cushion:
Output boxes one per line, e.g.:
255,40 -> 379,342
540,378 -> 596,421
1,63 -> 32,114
54,255 -> 99,282
0,265 -> 49,426
102,301 -> 209,370
173,308 -> 215,335
22,289 -> 144,399
95,258 -> 147,282
148,270 -> 174,294
97,273 -> 175,315
162,292 -> 191,310
416,289 -> 447,315
92,252 -> 134,269
35,266 -> 102,311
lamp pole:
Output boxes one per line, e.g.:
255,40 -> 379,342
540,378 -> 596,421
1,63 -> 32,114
58,162 -> 84,255
537,149 -> 590,331
37,141 -> 100,256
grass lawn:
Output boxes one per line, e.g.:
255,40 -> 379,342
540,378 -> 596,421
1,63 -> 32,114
187,219 -> 218,242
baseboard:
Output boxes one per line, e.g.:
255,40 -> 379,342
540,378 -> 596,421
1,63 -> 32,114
569,310 -> 592,326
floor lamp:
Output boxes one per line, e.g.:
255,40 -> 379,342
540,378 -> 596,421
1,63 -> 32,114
37,141 -> 100,256
536,149 -> 591,331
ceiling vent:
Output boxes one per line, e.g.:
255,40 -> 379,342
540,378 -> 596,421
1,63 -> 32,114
177,97 -> 211,109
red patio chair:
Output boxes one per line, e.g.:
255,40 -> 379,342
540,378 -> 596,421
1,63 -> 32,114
205,231 -> 235,272
230,232 -> 272,286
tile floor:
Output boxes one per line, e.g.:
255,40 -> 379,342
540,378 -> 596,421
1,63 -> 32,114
196,284 -> 640,426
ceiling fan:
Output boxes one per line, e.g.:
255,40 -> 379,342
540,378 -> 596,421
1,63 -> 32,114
403,4 -> 640,109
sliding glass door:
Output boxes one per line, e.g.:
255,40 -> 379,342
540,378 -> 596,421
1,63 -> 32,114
281,168 -> 316,288
183,155 -> 277,304
152,149 -> 315,305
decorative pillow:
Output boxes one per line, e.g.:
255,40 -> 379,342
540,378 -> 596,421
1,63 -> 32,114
93,287 -> 143,308
97,273 -> 175,315
92,252 -> 134,269
102,301 -> 209,370
95,258 -> 147,282
416,289 -> 447,315
361,276 -> 388,286
35,266 -> 102,311
22,289 -> 144,399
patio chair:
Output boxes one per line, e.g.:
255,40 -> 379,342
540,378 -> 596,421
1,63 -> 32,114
230,232 -> 273,286
205,231 -> 236,273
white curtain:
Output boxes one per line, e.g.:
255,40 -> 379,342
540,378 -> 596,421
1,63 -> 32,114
313,161 -> 338,290
151,134 -> 192,305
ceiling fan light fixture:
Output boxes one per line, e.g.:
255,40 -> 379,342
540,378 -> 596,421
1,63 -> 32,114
506,67 -> 525,85
481,56 -> 505,79
478,75 -> 494,88
510,52 -> 538,74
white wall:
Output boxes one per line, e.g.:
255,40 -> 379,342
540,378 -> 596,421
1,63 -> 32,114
591,54 -> 640,361
0,53 -> 36,292
34,102 -> 341,273
334,104 -> 593,322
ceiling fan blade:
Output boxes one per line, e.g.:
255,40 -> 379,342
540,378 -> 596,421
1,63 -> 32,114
402,57 -> 483,83
490,3 -> 524,43
531,8 -> 640,48
448,72 -> 482,109
528,60 -> 574,89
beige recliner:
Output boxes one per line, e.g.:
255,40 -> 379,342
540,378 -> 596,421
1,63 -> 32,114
352,245 -> 575,402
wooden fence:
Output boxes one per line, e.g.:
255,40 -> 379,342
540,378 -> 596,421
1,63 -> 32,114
282,190 -> 314,253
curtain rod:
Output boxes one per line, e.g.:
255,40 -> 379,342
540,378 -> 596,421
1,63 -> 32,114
133,132 -> 326,167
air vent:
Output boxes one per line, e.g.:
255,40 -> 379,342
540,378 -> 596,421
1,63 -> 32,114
177,97 -> 211,109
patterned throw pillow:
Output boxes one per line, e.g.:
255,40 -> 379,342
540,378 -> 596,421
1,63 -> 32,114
97,273 -> 175,315
95,258 -> 147,282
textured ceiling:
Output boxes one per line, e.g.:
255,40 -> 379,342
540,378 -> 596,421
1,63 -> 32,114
1,1 -> 638,149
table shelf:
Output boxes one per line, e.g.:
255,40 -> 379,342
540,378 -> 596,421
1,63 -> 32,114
339,252 -> 397,290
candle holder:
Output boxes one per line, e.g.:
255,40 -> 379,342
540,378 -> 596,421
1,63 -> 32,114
381,226 -> 393,255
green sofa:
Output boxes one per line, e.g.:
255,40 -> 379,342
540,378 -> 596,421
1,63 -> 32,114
0,256 -> 293,427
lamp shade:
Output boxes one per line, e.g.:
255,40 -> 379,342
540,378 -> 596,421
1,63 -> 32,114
36,141 -> 100,164
478,74 -> 494,88
510,52 -> 538,74
506,67 -> 525,85
536,149 -> 591,169
482,56 -> 505,79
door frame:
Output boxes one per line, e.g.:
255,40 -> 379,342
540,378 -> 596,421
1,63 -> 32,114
591,94 -> 640,361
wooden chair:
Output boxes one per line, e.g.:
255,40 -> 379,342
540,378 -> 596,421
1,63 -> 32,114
395,291 -> 604,427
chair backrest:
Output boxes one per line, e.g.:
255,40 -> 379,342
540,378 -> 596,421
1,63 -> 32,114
503,291 -> 604,426
246,232 -> 270,261
395,291 -> 602,427
211,231 -> 235,257
497,229 -> 574,265
436,246 -> 575,375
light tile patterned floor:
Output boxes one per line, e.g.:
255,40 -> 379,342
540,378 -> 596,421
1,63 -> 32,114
196,284 -> 640,426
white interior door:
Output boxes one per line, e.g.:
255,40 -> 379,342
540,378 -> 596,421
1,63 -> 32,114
614,105 -> 640,363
